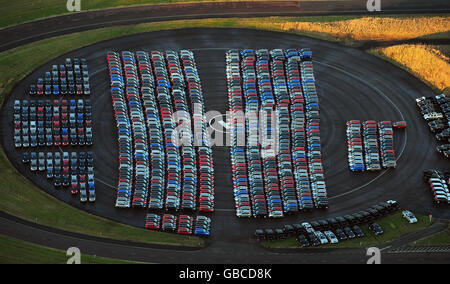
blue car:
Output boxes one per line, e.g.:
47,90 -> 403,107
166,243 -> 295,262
194,228 -> 210,236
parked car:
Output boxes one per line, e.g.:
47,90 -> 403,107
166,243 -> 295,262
369,223 -> 384,235
352,225 -> 365,238
296,234 -> 310,247
314,231 -> 329,244
393,121 -> 407,128
402,210 -> 418,223
194,216 -> 211,236
324,231 -> 339,244
145,214 -> 161,230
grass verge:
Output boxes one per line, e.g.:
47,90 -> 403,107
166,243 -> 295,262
0,234 -> 143,264
410,228 -> 450,247
277,16 -> 450,41
369,45 -> 450,95
262,212 -> 432,249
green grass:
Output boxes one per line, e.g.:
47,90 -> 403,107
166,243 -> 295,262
410,229 -> 450,247
262,212 -> 432,249
0,234 -> 143,264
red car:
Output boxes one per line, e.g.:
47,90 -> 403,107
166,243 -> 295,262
393,121 -> 407,128
144,214 -> 161,230
177,215 -> 193,235
71,179 -> 78,195
161,214 -> 177,232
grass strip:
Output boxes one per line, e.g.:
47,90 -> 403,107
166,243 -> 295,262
0,233 -> 144,264
410,228 -> 450,247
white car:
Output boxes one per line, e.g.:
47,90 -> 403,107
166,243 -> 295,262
236,208 -> 251,218
402,210 -> 417,223
324,231 -> 339,244
269,211 -> 284,218
314,231 -> 329,244
301,222 -> 314,233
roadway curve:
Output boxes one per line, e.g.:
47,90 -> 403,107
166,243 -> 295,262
1,27 -> 450,263
1,211 -> 449,264
0,0 -> 449,52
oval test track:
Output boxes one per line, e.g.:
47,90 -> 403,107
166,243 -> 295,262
1,25 -> 450,263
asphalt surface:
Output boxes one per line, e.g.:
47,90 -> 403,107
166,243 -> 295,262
1,212 -> 449,264
1,28 -> 450,263
0,0 -> 449,52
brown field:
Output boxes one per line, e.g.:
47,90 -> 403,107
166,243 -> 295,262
378,44 -> 450,91
277,16 -> 450,41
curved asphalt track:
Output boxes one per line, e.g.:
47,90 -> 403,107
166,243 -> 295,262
1,27 -> 450,263
0,0 -> 449,52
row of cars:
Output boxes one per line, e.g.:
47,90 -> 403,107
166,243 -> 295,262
239,49 -> 272,217
416,95 -> 450,158
300,225 -> 367,246
107,51 -> 134,208
29,58 -> 91,96
125,51 -> 151,208
107,50 -> 214,211
269,49 -> 299,215
286,53 -> 315,211
135,51 -> 163,210
178,50 -> 215,213
362,121 -> 381,170
245,49 -> 284,218
150,50 -> 183,211
13,99 -> 93,148
346,120 -> 401,171
423,169 -> 450,205
299,53 -> 329,209
227,49 -> 254,218
144,214 -> 211,236
255,200 -> 399,243
263,210 -> 417,246
226,48 -> 328,218
22,151 -> 95,202
347,120 -> 364,171
378,121 -> 397,168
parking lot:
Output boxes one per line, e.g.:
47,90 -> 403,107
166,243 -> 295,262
10,58 -> 95,204
1,28 -> 449,245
